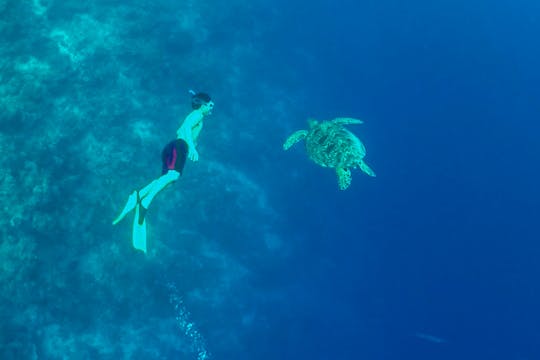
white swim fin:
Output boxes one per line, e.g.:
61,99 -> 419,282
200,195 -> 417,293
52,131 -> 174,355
132,204 -> 147,253
112,191 -> 138,225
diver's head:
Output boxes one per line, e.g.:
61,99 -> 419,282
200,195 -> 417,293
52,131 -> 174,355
191,93 -> 214,113
200,100 -> 214,115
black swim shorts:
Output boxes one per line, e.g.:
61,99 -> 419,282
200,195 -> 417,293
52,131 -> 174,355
161,139 -> 188,175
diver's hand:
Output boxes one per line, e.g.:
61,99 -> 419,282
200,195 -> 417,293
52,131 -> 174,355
188,148 -> 199,162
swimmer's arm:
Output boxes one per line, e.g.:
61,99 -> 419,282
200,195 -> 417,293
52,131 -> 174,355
177,111 -> 202,160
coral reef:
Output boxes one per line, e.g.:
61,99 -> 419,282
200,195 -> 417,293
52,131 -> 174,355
1,0 -> 292,358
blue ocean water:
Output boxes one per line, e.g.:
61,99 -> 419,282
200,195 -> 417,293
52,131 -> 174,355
1,0 -> 539,359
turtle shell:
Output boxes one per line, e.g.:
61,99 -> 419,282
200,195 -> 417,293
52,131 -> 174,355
305,121 -> 366,168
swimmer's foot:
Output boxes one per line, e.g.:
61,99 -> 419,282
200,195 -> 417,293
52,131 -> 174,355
137,203 -> 147,225
112,191 -> 139,225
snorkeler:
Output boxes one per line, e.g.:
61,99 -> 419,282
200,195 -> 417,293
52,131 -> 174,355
112,91 -> 214,253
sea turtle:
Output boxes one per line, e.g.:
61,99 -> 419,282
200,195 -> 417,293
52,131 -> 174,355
283,117 -> 376,190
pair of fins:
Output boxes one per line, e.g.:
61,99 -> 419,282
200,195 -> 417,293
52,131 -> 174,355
112,191 -> 147,253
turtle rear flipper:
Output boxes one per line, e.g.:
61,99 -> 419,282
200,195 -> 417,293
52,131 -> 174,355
359,160 -> 376,177
283,130 -> 308,150
336,167 -> 352,190
332,117 -> 363,125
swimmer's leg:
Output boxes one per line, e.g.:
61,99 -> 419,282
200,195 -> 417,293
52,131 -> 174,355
139,170 -> 180,209
112,171 -> 179,225
130,171 -> 178,252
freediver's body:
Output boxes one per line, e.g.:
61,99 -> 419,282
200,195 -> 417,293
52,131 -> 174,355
112,92 -> 214,252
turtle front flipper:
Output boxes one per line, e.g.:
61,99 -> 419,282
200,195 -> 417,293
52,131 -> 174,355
336,167 -> 352,190
331,117 -> 364,125
359,160 -> 376,177
283,130 -> 308,150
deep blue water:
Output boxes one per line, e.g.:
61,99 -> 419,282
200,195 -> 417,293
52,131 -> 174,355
1,0 -> 539,359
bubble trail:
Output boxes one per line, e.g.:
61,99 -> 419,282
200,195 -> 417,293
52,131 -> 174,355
166,282 -> 211,360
